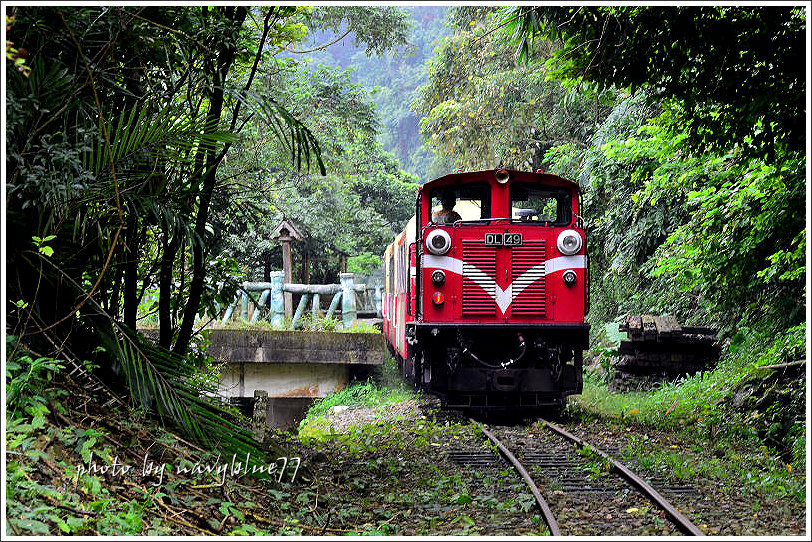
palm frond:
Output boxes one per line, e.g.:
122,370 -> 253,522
27,253 -> 283,469
107,324 -> 265,459
85,104 -> 236,183
238,91 -> 326,176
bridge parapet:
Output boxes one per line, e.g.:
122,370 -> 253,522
220,271 -> 382,329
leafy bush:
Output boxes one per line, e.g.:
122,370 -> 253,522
5,335 -> 64,420
347,252 -> 382,275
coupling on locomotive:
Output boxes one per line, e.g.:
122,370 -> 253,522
383,168 -> 589,413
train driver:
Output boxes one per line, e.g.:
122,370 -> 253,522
432,194 -> 462,224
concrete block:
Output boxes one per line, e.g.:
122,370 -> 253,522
217,362 -> 348,399
207,329 -> 386,366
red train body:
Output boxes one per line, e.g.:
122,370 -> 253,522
383,169 -> 589,413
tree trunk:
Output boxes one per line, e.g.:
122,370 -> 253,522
108,251 -> 124,318
263,249 -> 272,282
158,221 -> 179,349
302,241 -> 311,284
123,211 -> 139,330
174,6 -> 247,356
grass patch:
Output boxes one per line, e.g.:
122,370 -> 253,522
209,315 -> 382,333
304,378 -> 414,421
571,322 -> 805,502
298,356 -> 418,438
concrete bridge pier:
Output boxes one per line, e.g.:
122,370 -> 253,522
251,390 -> 316,434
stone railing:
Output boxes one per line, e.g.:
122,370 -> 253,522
221,271 -> 382,329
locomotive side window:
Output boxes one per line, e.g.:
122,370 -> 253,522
388,250 -> 395,293
510,183 -> 572,225
429,182 -> 491,224
397,241 -> 408,293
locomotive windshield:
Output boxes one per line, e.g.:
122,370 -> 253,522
510,183 -> 572,225
429,182 -> 491,224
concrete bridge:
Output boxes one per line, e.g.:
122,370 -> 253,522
210,272 -> 386,430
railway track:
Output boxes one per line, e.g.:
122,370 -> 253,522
464,418 -> 704,536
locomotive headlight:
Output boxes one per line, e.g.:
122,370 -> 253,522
426,229 -> 452,255
556,229 -> 583,255
431,269 -> 446,285
562,269 -> 577,286
432,291 -> 445,306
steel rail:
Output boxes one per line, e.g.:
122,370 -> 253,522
470,419 -> 561,536
540,418 -> 704,536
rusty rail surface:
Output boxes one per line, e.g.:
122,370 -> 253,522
470,419 -> 561,536
540,418 -> 704,536
470,417 -> 704,536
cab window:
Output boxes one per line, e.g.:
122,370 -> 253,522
510,183 -> 572,225
429,182 -> 491,224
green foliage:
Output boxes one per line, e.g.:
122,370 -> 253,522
506,5 -> 805,159
650,148 -> 805,326
31,235 -> 56,257
299,378 -> 415,432
6,5 -> 325,356
572,96 -> 805,330
415,9 -> 609,172
304,315 -> 341,333
340,321 -> 381,334
5,336 -> 64,418
219,60 -> 418,284
108,326 -> 262,457
5,342 -> 90,535
347,252 -> 382,275
540,91 -> 694,325
574,320 -> 806,496
541,80 -> 804,336
303,6 -> 411,57
6,337 -> 314,536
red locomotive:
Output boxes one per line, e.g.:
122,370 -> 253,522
383,168 -> 589,413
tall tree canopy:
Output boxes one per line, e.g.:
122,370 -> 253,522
496,4 -> 807,330
506,5 -> 806,159
5,5 -> 410,452
414,7 -> 609,174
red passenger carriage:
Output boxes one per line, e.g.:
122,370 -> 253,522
384,169 -> 589,413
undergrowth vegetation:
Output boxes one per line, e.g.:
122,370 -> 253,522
5,336 -> 311,536
299,357 -> 418,435
571,321 -> 806,501
299,379 -> 416,432
213,315 -> 382,334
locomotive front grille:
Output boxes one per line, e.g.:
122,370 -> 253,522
511,240 -> 546,316
462,241 -> 497,315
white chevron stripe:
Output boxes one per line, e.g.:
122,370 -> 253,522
423,254 -> 463,275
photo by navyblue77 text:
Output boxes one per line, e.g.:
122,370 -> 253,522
74,451 -> 302,487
